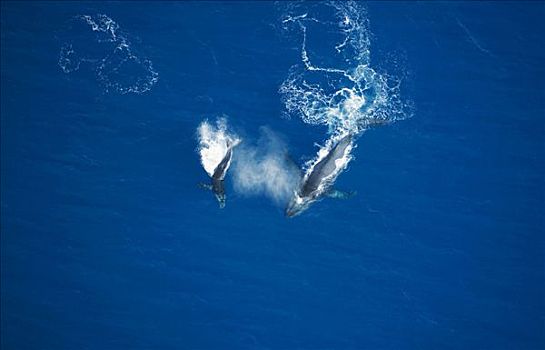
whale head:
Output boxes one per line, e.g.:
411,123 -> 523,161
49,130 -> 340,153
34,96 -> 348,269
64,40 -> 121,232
285,193 -> 312,218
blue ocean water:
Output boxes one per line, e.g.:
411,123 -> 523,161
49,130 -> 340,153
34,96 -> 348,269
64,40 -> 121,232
1,1 -> 544,349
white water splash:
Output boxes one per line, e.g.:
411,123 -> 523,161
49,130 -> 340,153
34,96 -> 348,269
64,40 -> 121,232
58,14 -> 159,94
197,118 -> 240,178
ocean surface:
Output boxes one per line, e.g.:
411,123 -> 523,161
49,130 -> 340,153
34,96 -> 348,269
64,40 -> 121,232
1,1 -> 544,349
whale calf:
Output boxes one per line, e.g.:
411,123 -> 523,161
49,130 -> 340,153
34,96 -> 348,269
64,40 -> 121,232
285,134 -> 355,217
200,139 -> 240,208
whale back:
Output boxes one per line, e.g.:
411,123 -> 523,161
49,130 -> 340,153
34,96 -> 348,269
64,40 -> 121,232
301,134 -> 352,197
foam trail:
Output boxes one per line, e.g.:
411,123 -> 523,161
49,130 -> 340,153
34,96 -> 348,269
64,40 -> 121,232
232,128 -> 301,205
279,1 -> 411,136
197,118 -> 240,178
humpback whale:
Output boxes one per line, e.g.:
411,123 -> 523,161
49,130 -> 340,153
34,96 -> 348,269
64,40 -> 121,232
285,134 -> 355,217
200,139 -> 239,208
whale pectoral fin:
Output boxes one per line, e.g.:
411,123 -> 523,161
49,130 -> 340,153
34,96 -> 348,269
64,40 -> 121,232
198,182 -> 213,191
366,118 -> 390,128
326,189 -> 356,199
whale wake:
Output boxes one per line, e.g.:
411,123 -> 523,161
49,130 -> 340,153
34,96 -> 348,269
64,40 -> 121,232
278,1 -> 412,214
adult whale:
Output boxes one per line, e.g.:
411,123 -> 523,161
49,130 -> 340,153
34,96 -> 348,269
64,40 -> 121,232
200,139 -> 240,208
285,134 -> 355,217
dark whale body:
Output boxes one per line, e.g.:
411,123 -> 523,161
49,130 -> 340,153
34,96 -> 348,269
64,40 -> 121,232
200,141 -> 237,208
286,134 -> 354,217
